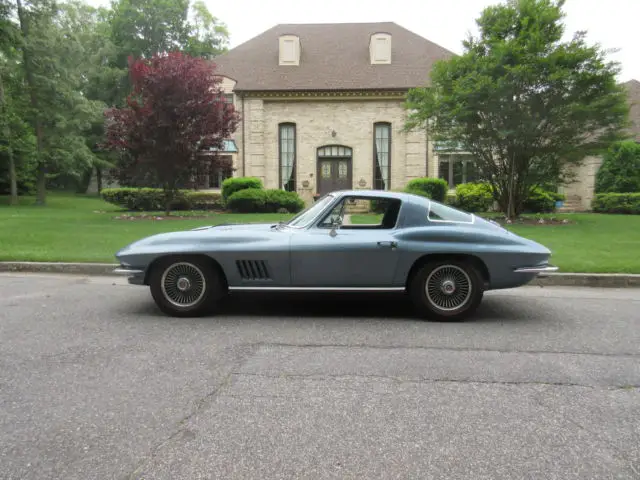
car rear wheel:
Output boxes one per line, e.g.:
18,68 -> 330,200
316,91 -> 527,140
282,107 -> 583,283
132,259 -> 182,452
409,259 -> 484,321
148,256 -> 225,317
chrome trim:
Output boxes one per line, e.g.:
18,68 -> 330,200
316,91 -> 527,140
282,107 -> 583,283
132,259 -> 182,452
228,286 -> 406,292
113,267 -> 144,275
513,265 -> 559,274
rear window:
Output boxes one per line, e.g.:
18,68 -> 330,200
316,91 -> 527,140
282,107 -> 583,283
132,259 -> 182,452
427,201 -> 474,223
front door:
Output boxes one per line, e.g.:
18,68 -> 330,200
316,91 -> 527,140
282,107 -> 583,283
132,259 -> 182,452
317,159 -> 352,195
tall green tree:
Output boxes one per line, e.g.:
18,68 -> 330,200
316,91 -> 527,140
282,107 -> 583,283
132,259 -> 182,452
405,0 -> 630,217
13,0 -> 108,204
109,0 -> 229,63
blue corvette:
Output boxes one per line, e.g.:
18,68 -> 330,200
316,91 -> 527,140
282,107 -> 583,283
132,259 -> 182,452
114,190 -> 557,320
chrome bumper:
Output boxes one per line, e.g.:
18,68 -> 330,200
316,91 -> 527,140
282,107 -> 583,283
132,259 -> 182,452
514,265 -> 559,275
113,267 -> 144,275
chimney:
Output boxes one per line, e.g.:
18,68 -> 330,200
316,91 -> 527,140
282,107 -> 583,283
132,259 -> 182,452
369,32 -> 391,64
279,35 -> 301,66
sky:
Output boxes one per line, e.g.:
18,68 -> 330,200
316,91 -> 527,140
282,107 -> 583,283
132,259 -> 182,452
204,0 -> 639,83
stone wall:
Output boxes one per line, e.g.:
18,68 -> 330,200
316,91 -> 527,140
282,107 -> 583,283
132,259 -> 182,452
231,96 -> 429,204
561,155 -> 604,211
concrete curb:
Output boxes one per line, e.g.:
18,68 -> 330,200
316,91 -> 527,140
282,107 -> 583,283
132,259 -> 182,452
1,261 -> 640,288
0,262 -> 119,276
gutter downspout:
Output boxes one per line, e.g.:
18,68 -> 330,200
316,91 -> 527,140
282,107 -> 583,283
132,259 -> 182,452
241,93 -> 246,177
425,123 -> 430,177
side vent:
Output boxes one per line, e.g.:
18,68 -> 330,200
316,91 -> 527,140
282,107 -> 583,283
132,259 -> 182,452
236,260 -> 271,280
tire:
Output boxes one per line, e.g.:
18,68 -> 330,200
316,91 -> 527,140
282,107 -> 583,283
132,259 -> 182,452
148,256 -> 225,317
409,259 -> 484,321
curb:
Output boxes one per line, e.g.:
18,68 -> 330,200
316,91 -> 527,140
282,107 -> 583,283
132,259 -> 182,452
0,262 -> 119,276
1,262 -> 640,288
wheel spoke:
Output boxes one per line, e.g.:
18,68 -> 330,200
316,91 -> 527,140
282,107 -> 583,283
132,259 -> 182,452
160,262 -> 207,308
425,264 -> 473,312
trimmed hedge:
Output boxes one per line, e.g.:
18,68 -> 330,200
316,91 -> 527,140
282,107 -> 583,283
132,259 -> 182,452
101,188 -> 223,211
265,189 -> 305,213
221,177 -> 263,203
404,178 -> 448,202
592,193 -> 640,214
226,188 -> 305,213
521,187 -> 565,214
226,188 -> 267,213
454,182 -> 494,213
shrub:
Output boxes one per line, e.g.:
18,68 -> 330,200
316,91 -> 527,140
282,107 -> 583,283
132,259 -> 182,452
595,141 -> 640,194
454,182 -> 494,213
404,178 -> 448,202
226,188 -> 267,213
521,187 -> 565,213
101,188 -> 223,211
592,193 -> 640,214
185,191 -> 224,210
264,189 -> 305,213
221,177 -> 263,203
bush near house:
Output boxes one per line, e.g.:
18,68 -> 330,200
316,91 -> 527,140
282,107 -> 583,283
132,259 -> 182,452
453,182 -> 494,213
444,183 -> 564,214
592,193 -> 640,214
404,178 -> 448,202
101,188 -> 223,211
221,177 -> 263,203
265,189 -> 305,213
521,187 -> 565,214
594,141 -> 640,194
226,188 -> 305,214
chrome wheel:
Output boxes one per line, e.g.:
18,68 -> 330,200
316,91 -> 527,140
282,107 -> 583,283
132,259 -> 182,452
425,264 -> 472,312
160,262 -> 207,308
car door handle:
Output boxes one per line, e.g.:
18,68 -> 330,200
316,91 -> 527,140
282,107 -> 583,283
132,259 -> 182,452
377,241 -> 398,249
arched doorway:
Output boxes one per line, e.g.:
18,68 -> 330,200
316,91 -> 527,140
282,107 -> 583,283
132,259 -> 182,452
317,145 -> 353,195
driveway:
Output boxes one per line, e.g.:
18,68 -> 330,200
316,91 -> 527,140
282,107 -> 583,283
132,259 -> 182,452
1,273 -> 639,479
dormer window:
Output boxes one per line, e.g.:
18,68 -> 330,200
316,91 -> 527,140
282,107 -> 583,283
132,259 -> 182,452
369,32 -> 391,64
279,35 -> 300,66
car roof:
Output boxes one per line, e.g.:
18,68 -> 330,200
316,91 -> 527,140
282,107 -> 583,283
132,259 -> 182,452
330,189 -> 422,201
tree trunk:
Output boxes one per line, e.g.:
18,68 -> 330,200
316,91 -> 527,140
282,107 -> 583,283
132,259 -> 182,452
16,0 -> 46,206
96,167 -> 102,193
0,70 -> 18,205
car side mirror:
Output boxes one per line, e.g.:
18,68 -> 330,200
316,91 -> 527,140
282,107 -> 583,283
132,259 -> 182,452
329,218 -> 342,237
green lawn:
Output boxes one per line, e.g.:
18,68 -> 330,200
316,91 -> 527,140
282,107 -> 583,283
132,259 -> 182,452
1,193 -> 639,273
350,212 -> 640,274
0,193 -> 292,263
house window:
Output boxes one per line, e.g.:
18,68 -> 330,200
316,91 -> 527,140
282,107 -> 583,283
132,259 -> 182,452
374,122 -> 391,190
438,154 -> 478,188
279,123 -> 296,191
223,93 -> 233,104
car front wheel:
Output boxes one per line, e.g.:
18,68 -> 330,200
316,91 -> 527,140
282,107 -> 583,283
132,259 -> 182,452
148,256 -> 224,317
409,259 -> 484,321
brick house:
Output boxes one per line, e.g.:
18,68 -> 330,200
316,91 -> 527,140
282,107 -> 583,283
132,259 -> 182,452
206,22 -> 455,204
560,79 -> 640,211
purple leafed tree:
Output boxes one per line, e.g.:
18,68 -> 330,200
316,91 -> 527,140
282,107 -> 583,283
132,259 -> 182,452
103,51 -> 240,214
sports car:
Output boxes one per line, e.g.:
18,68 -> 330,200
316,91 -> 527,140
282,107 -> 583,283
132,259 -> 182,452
114,189 -> 558,320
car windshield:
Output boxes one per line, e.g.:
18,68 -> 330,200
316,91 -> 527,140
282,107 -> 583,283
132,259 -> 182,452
285,194 -> 335,228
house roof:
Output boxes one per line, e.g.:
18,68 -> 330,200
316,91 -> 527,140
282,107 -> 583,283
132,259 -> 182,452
211,22 -> 455,92
623,79 -> 640,141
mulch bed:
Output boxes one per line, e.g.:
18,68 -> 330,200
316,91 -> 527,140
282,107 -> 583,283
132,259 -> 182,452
488,216 -> 574,226
111,213 -> 214,221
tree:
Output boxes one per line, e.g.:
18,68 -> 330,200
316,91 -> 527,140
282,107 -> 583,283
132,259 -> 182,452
109,0 -> 229,63
595,141 -> 640,194
404,0 -> 630,218
103,52 -> 240,214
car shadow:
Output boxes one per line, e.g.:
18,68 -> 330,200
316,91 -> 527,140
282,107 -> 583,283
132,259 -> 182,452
125,291 -> 535,324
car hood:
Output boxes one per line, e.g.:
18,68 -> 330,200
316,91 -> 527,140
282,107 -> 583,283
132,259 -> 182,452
115,222 -> 279,258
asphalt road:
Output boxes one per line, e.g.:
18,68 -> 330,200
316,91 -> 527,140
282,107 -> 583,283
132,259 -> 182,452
1,273 -> 639,480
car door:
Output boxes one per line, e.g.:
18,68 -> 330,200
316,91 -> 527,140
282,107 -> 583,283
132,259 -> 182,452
289,201 -> 402,288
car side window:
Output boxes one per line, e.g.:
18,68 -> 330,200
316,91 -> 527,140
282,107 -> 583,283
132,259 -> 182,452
317,197 -> 402,229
